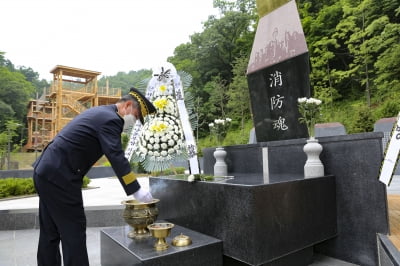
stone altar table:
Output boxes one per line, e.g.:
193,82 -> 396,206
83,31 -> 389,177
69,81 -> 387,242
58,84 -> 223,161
151,174 -> 337,265
100,223 -> 222,266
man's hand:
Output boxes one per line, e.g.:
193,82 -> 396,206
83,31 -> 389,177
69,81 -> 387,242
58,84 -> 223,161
133,187 -> 153,203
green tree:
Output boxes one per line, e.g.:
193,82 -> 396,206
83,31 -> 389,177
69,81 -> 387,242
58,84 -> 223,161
17,66 -> 50,97
0,67 -> 35,126
310,36 -> 341,111
371,17 -> 400,97
203,75 -> 229,120
226,55 -> 251,132
194,10 -> 255,84
169,1 -> 256,136
0,51 -> 5,66
98,69 -> 152,94
352,105 -> 375,133
0,121 -> 21,170
169,43 -> 202,89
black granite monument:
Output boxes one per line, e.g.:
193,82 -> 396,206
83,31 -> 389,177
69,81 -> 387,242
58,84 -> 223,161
247,0 -> 311,142
99,1 -> 390,265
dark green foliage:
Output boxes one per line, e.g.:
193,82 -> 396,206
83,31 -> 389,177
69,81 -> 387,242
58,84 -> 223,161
351,106 -> 375,133
193,174 -> 214,181
0,177 -> 91,198
121,133 -> 129,150
376,98 -> 400,118
151,167 -> 186,177
168,3 -> 256,137
82,176 -> 91,188
130,161 -> 147,174
0,178 -> 35,198
0,67 -> 35,125
97,69 -> 152,94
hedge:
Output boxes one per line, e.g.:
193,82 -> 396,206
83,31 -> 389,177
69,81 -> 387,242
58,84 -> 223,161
0,176 -> 91,199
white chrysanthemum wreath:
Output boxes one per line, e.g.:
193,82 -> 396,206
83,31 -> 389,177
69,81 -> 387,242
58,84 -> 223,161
131,70 -> 188,172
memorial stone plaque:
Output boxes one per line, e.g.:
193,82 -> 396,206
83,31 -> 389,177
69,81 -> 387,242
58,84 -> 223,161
247,0 -> 311,142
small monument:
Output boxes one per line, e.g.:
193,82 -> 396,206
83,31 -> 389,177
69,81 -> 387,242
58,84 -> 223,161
247,0 -> 311,142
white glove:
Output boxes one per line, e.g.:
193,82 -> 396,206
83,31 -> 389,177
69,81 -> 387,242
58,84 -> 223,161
133,187 -> 153,203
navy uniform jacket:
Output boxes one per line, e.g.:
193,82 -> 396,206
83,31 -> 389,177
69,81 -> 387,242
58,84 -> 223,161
33,104 -> 140,195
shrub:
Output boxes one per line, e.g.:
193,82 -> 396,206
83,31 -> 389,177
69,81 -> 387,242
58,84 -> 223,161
352,106 -> 375,133
376,99 -> 400,119
0,176 -> 91,198
151,167 -> 186,176
0,178 -> 35,198
82,176 -> 91,188
130,161 -> 147,173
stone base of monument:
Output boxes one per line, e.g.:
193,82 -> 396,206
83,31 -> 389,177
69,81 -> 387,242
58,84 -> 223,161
197,133 -> 388,266
100,223 -> 223,266
151,174 -> 337,266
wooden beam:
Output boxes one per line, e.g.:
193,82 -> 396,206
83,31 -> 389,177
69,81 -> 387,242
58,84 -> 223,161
61,78 -> 87,84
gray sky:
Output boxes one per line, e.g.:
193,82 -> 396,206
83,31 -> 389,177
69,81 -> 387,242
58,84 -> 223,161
1,0 -> 218,81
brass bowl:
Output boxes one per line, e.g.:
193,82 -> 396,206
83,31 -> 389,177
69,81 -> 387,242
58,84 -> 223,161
172,233 -> 192,247
121,199 -> 159,239
148,222 -> 174,251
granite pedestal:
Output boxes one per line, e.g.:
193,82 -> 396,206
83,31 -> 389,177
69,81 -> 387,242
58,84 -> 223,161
201,132 -> 389,266
151,174 -> 337,265
100,223 -> 222,266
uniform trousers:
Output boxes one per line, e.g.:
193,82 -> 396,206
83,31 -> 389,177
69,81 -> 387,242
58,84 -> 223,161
33,172 -> 89,266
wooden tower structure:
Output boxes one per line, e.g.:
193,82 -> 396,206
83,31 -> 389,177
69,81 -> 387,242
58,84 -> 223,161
25,95 -> 53,152
25,65 -> 121,151
50,65 -> 100,135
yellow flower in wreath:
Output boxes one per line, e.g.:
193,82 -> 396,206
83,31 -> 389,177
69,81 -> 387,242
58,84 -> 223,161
159,85 -> 167,93
150,121 -> 168,132
153,98 -> 168,110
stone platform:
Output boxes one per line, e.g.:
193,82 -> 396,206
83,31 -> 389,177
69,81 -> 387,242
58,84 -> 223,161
100,223 -> 223,266
151,174 -> 337,265
200,133 -> 389,266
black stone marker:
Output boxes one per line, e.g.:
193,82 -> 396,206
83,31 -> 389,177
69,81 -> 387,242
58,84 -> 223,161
247,0 -> 311,142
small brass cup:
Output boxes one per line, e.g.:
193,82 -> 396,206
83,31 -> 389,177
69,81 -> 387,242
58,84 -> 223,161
148,222 -> 174,251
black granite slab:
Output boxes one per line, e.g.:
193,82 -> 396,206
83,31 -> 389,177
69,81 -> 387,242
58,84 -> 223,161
150,175 -> 337,265
202,144 -> 263,175
312,133 -> 389,266
100,223 -> 222,266
247,53 -> 311,142
202,140 -> 310,177
202,132 -> 389,266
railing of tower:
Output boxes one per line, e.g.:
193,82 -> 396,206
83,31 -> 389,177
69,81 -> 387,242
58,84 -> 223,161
98,87 -> 121,97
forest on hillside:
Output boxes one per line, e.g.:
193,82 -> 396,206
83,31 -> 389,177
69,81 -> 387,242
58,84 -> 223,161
0,0 -> 399,152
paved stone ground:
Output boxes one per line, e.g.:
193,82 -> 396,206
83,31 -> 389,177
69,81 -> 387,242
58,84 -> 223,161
0,177 -> 144,266
0,227 -> 104,266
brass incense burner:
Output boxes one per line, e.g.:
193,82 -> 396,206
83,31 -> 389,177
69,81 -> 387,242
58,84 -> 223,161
148,222 -> 174,251
121,199 -> 159,239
